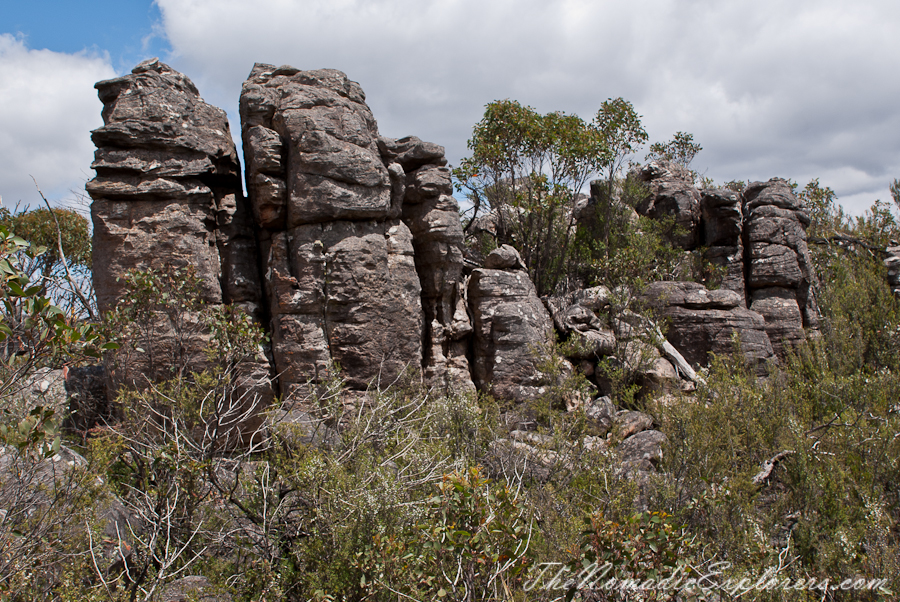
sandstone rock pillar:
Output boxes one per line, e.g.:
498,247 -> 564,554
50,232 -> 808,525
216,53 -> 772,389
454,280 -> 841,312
743,178 -> 819,357
86,58 -> 273,418
88,58 -> 262,316
240,65 -> 424,398
381,136 -> 475,393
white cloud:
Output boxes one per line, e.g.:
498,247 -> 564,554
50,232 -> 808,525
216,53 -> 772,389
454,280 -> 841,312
144,1 -> 900,214
0,34 -> 115,210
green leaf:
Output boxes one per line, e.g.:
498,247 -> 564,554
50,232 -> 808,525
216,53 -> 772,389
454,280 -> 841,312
7,281 -> 25,297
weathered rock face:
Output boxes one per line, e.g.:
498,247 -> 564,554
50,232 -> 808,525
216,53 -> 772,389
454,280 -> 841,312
643,281 -> 775,372
636,161 -> 701,249
241,64 -> 395,227
396,145 -> 475,393
700,187 -> 745,302
241,64 -> 473,397
87,59 -> 274,413
88,58 -> 262,317
743,179 -> 819,357
468,246 -> 555,402
262,219 -> 423,394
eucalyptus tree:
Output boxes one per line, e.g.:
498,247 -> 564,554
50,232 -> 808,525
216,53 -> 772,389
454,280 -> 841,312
592,98 -> 648,275
454,100 -> 609,295
645,131 -> 702,169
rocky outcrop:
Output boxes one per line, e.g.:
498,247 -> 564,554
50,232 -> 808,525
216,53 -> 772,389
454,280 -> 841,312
468,246 -> 555,402
88,58 -> 262,318
743,179 -> 819,357
86,59 -> 274,413
631,173 -> 820,362
87,61 -> 472,406
86,60 -> 825,411
636,161 -> 701,249
643,281 -> 775,372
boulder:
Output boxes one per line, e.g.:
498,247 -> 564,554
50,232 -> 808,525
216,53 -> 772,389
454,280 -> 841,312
468,261 -> 555,402
584,395 -> 616,435
484,244 -> 527,270
644,281 -> 775,372
619,429 -> 667,471
613,410 -> 654,440
377,135 -> 447,171
564,329 -> 617,360
543,289 -> 616,364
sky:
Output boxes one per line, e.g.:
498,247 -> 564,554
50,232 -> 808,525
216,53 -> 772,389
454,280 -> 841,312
2,0 -> 900,216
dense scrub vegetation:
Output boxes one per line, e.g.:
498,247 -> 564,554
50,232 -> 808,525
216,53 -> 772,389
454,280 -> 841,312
3,126 -> 900,600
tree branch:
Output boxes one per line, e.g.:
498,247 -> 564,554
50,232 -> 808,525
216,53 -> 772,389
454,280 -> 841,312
31,177 -> 97,321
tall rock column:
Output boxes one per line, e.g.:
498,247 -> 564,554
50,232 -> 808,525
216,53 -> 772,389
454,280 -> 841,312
380,136 -> 475,393
88,58 -> 262,315
87,58 -> 272,413
240,65 -> 423,397
743,178 -> 819,357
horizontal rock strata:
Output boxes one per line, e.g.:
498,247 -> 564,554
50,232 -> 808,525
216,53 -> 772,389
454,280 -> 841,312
743,178 -> 819,357
643,281 -> 775,372
87,59 -> 273,417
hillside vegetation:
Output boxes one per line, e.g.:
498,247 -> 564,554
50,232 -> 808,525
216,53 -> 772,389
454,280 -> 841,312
2,104 -> 900,601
